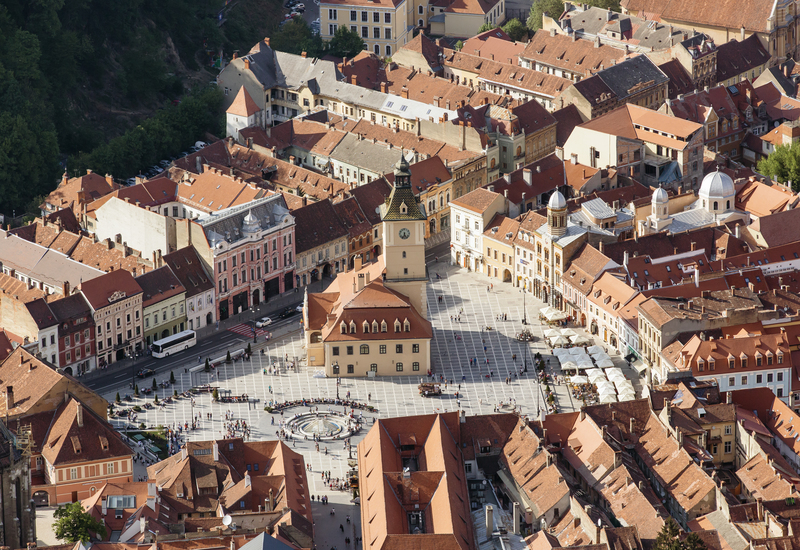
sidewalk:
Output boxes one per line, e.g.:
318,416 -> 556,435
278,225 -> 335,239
75,287 -> 306,385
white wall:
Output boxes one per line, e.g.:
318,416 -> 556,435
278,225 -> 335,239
94,197 -> 175,259
699,367 -> 792,403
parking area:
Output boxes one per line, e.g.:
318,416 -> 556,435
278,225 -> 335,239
282,0 -> 319,33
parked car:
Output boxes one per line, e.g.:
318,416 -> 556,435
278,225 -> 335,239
295,304 -> 304,313
279,307 -> 298,320
194,141 -> 207,149
256,317 -> 273,328
137,369 -> 155,378
159,160 -> 171,168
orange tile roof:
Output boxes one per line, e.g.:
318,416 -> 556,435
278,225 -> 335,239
462,31 -> 525,65
227,86 -> 261,117
522,31 -> 627,77
450,187 -> 501,213
737,454 -> 799,501
43,170 -> 118,219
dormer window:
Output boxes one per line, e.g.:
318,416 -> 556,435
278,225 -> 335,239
708,358 -> 715,371
372,320 -> 379,333
404,319 -> 411,332
740,354 -> 748,369
778,351 -> 784,364
394,320 -> 401,333
400,202 -> 408,214
729,356 -> 735,369
381,320 -> 388,332
340,322 -> 347,334
363,321 -> 370,333
697,358 -> 704,372
350,321 -> 357,334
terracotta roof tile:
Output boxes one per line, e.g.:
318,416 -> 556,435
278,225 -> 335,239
227,87 -> 261,117
450,187 -> 501,213
522,31 -> 627,78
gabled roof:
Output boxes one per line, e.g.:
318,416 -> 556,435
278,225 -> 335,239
80,269 -> 143,311
42,397 -> 132,466
227,87 -> 261,117
293,199 -> 349,253
716,35 -> 770,82
450,187 -> 501,214
135,265 -> 185,308
399,33 -> 443,70
522,31 -> 627,76
162,247 -> 213,299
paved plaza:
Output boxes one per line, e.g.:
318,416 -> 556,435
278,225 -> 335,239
105,262 -> 641,550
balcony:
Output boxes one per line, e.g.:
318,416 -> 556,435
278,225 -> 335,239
113,340 -> 130,351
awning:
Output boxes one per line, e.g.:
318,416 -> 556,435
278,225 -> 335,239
631,360 -> 648,374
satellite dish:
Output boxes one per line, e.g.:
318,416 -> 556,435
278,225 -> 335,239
222,515 -> 233,526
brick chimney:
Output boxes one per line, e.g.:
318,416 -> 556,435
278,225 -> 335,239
77,402 -> 84,428
401,86 -> 409,99
6,386 -> 13,410
351,74 -> 358,85
301,51 -> 307,58
244,58 -> 250,70
380,82 -> 387,93
265,37 -> 270,47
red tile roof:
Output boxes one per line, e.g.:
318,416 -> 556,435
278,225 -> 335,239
227,87 -> 261,117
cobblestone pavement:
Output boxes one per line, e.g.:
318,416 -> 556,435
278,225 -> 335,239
106,263 -> 642,547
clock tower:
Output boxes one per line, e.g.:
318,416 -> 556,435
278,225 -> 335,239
380,156 -> 428,319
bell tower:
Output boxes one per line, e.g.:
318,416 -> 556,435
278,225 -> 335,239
380,156 -> 428,318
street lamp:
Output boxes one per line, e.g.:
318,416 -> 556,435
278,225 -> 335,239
522,288 -> 528,325
252,305 -> 260,343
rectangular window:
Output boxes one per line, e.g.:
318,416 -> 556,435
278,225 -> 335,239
350,9 -> 356,20
396,344 -> 403,353
347,345 -> 354,355
724,441 -> 732,454
412,344 -> 419,353
373,11 -> 379,22
347,364 -> 354,373
384,12 -> 391,22
725,425 -> 732,435
768,373 -> 774,382
380,345 -> 386,354
373,27 -> 380,39
396,362 -> 403,372
328,8 -> 337,19
362,26 -> 369,38
332,347 -> 339,356
413,362 -> 420,371
384,28 -> 391,40
362,10 -> 368,21
756,374 -> 763,384
728,376 -> 735,386
778,372 -> 784,382
741,375 -> 748,385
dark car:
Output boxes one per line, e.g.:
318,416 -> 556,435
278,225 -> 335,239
278,307 -> 298,320
137,369 -> 155,378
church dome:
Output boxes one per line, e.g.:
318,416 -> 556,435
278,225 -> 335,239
652,186 -> 668,205
699,170 -> 735,200
547,190 -> 567,210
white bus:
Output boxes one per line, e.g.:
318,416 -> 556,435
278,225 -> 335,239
151,330 -> 197,358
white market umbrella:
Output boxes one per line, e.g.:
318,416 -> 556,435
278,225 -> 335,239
572,353 -> 592,364
571,335 -> 592,345
553,348 -> 570,357
540,306 -> 557,317
592,352 -> 612,362
587,368 -> 605,378
587,345 -> 604,355
577,361 -> 594,370
570,347 -> 586,355
618,390 -> 637,401
597,385 -> 617,397
570,376 -> 589,384
560,361 -> 578,371
550,336 -> 570,346
589,374 -> 609,385
600,393 -> 618,403
608,374 -> 628,385
545,310 -> 568,322
561,328 -> 578,338
544,328 -> 562,338
596,358 -> 615,369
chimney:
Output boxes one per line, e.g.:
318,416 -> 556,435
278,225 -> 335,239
570,153 -> 578,165
5,386 -> 13,410
485,505 -> 494,541
351,74 -> 358,85
301,51 -> 307,58
232,52 -> 238,60
102,498 -> 107,516
269,488 -> 274,510
181,446 -> 187,460
354,254 -> 363,271
629,417 -> 635,435
691,241 -> 696,251
105,174 -> 114,186
63,281 -> 70,296
244,58 -> 250,70
623,250 -> 629,268
265,37 -> 270,47
76,402 -> 83,428
601,425 -> 607,440
380,82 -> 387,93
785,65 -> 790,78
401,86 -> 409,99
726,391 -> 732,404
523,168 -> 532,185
213,441 -> 219,461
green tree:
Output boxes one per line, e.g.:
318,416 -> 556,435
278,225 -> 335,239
134,384 -> 139,396
653,519 -> 682,550
583,0 -> 621,9
53,502 -> 107,543
327,25 -> 365,58
213,388 -> 219,401
205,357 -> 211,372
527,0 -> 565,31
757,142 -> 800,190
115,392 -> 120,404
683,533 -> 707,550
270,17 -> 324,57
226,350 -> 232,363
477,22 -> 498,33
152,378 -> 158,391
503,18 -> 529,41
169,371 -> 175,384
154,394 -> 159,404
246,343 -> 252,355
454,40 -> 464,50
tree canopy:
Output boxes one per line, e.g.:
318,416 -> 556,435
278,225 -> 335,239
328,26 -> 366,58
269,18 -> 364,59
478,22 -> 499,33
652,519 -> 707,550
503,18 -> 529,41
53,502 -> 107,543
757,142 -> 800,190
527,0 -> 565,32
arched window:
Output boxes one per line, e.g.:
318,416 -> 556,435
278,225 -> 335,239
362,321 -> 370,333
404,320 -> 411,332
726,200 -> 730,209
381,320 -> 387,332
349,321 -> 357,334
713,201 -> 718,210
372,320 -> 379,333
340,322 -> 347,334
360,344 -> 370,354
394,320 -> 401,332
516,146 -> 522,156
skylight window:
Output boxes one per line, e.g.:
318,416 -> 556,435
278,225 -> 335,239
387,101 -> 394,108
400,105 -> 408,112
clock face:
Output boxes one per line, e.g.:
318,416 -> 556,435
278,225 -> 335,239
399,228 -> 410,239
